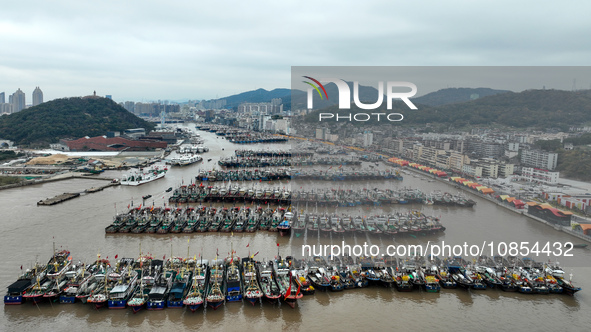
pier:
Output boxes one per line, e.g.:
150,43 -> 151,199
37,178 -> 120,206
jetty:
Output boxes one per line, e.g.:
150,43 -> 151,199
37,180 -> 119,206
37,193 -> 81,205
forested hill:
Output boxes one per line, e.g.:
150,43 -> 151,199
0,97 -> 155,146
304,89 -> 591,130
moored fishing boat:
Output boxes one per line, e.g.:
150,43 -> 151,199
288,258 -> 316,295
60,263 -> 91,303
206,259 -> 226,310
225,256 -> 243,302
128,258 -> 159,313
167,264 -> 192,308
146,263 -> 174,310
257,260 -> 281,303
46,249 -> 72,280
242,258 -> 263,305
108,258 -> 138,309
274,258 -> 302,308
183,259 -> 208,312
277,219 -> 291,237
4,262 -> 45,305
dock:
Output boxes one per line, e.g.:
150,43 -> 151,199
37,193 -> 80,205
37,181 -> 120,206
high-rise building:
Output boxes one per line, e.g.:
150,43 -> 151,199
363,131 -> 373,147
32,87 -> 43,106
520,149 -> 558,170
10,88 -> 25,112
0,92 -> 5,104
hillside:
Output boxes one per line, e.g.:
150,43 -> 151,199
212,88 -> 292,109
0,97 -> 155,146
303,89 -> 591,130
413,87 -> 511,106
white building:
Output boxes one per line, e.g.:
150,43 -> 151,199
521,149 -> 558,170
363,131 -> 373,147
521,167 -> 559,185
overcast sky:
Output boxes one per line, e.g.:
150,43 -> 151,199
1,1 -> 591,103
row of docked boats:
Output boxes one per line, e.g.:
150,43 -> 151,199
235,149 -> 313,158
218,157 -> 361,168
104,206 -> 444,238
168,183 -> 291,205
6,251 -> 581,310
105,206 -> 296,234
166,183 -> 475,207
195,168 -> 403,182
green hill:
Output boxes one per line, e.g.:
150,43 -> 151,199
0,97 -> 155,146
303,89 -> 591,130
208,88 -> 292,109
413,87 -> 511,106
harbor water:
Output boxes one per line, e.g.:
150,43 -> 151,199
1,124 -> 591,331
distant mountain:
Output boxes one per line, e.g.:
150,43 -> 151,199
0,96 -> 155,146
211,88 -> 292,109
290,81 -> 387,110
303,89 -> 591,130
413,87 -> 511,106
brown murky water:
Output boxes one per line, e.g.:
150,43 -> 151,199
2,125 -> 590,331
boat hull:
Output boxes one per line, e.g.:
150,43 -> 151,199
207,300 -> 224,310
4,295 -> 24,305
226,294 -> 242,302
108,300 -> 128,309
147,301 -> 166,310
59,295 -> 76,304
129,304 -> 145,313
167,300 -> 184,308
245,296 -> 261,305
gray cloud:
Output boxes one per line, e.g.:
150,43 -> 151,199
1,1 -> 591,102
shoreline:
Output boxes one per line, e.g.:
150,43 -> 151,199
394,162 -> 591,244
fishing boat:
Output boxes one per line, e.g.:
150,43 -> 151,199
225,256 -> 243,302
274,258 -> 302,308
277,219 -> 291,237
307,256 -> 331,292
288,258 -> 316,295
206,259 -> 226,310
146,262 -> 174,310
167,264 -> 192,308
46,249 -> 72,280
108,258 -> 138,309
183,259 -> 208,312
128,258 -> 160,313
86,266 -> 114,309
306,214 -> 319,238
242,258 -> 264,305
60,263 -> 92,303
292,213 -> 307,238
4,262 -> 45,305
120,166 -> 167,186
257,260 -> 281,303
42,276 -> 67,302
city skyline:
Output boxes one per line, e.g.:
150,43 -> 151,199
2,1 -> 591,102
